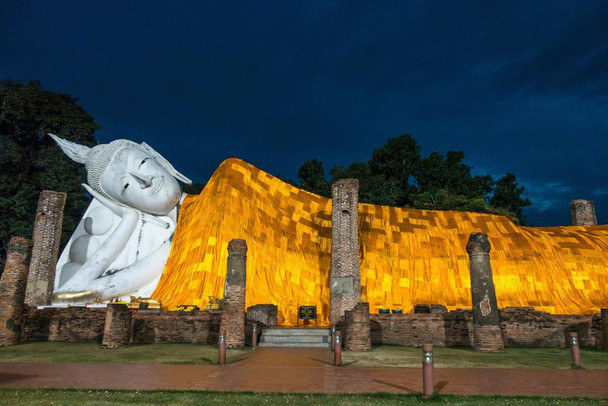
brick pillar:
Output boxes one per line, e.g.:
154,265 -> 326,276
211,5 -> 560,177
344,302 -> 371,351
101,303 -> 132,348
570,199 -> 597,226
25,190 -> 66,306
466,233 -> 504,351
0,237 -> 33,346
220,239 -> 247,348
330,179 -> 360,325
602,308 -> 608,352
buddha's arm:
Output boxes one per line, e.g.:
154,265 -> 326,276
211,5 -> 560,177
53,240 -> 171,302
55,185 -> 140,292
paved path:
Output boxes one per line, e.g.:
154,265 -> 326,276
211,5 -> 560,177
1,348 -> 607,397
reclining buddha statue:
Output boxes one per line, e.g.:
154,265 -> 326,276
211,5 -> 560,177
49,134 -> 191,303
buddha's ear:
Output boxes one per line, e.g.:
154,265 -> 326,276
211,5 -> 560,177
140,142 -> 192,185
48,133 -> 90,164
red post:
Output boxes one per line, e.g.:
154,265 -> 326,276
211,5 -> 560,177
569,331 -> 581,367
334,331 -> 342,366
331,325 -> 336,352
251,323 -> 258,349
218,329 -> 226,365
422,343 -> 434,398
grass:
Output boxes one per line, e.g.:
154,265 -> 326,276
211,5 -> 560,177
2,342 -> 607,370
0,389 -> 605,405
342,345 -> 608,369
0,341 -> 248,365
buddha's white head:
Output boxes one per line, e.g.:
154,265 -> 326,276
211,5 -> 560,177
49,134 -> 191,215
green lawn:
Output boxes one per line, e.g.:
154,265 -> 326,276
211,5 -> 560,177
1,342 -> 607,370
342,345 -> 608,369
0,341 -> 247,365
0,389 -> 605,406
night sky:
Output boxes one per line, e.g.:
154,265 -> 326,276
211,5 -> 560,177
2,1 -> 607,226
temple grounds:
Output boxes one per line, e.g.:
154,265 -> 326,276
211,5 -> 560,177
1,341 -> 608,369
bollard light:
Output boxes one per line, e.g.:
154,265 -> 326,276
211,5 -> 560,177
218,329 -> 227,365
334,331 -> 342,366
331,326 -> 336,352
252,323 -> 258,349
569,331 -> 582,368
421,343 -> 434,398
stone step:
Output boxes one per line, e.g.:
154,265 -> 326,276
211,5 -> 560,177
260,334 -> 329,343
259,327 -> 331,348
258,341 -> 330,348
261,328 -> 330,336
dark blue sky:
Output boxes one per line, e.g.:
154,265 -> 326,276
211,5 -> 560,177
2,1 -> 607,226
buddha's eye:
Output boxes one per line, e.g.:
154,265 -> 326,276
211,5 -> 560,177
123,183 -> 130,190
139,158 -> 148,168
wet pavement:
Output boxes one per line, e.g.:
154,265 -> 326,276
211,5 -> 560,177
0,348 -> 607,397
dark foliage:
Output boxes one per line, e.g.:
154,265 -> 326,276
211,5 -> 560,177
0,80 -> 99,270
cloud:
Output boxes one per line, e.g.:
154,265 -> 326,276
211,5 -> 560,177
500,5 -> 608,101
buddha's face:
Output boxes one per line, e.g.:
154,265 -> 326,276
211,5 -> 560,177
99,146 -> 182,215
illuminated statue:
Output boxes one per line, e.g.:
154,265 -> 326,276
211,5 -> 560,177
49,134 -> 191,303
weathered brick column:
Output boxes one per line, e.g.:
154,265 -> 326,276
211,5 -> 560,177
0,237 -> 33,346
466,233 -> 504,351
25,190 -> 66,306
101,303 -> 132,348
220,239 -> 247,348
330,179 -> 360,325
344,302 -> 371,351
570,199 -> 597,226
602,308 -> 608,352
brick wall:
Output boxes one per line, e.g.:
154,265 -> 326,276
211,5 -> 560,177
444,310 -> 474,347
23,307 -> 106,342
18,305 -> 602,349
132,310 -> 221,344
370,307 -> 600,349
370,313 -> 447,346
245,304 -> 277,346
500,307 -> 598,348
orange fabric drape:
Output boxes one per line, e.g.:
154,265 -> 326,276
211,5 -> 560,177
152,158 -> 608,326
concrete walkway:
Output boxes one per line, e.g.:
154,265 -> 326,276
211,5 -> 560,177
1,348 -> 607,397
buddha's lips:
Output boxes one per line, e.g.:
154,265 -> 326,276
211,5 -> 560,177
150,176 -> 165,195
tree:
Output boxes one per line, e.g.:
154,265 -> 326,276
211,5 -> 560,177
368,134 -> 421,206
490,173 -> 531,225
412,150 -> 487,211
297,159 -> 330,197
330,162 -> 400,206
0,80 -> 99,270
295,134 -> 532,225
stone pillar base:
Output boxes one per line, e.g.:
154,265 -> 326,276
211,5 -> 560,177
220,285 -> 246,348
102,304 -> 132,348
344,302 -> 371,351
0,237 -> 33,346
473,324 -> 505,352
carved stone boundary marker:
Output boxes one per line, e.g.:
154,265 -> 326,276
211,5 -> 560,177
466,233 -> 504,351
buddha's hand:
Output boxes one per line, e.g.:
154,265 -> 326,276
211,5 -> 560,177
82,184 -> 137,218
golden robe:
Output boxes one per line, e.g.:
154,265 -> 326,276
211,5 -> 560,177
152,158 -> 608,326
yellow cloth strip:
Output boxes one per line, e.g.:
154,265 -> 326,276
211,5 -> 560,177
152,158 -> 608,326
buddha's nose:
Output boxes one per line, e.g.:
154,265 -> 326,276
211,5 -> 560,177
133,174 -> 153,189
